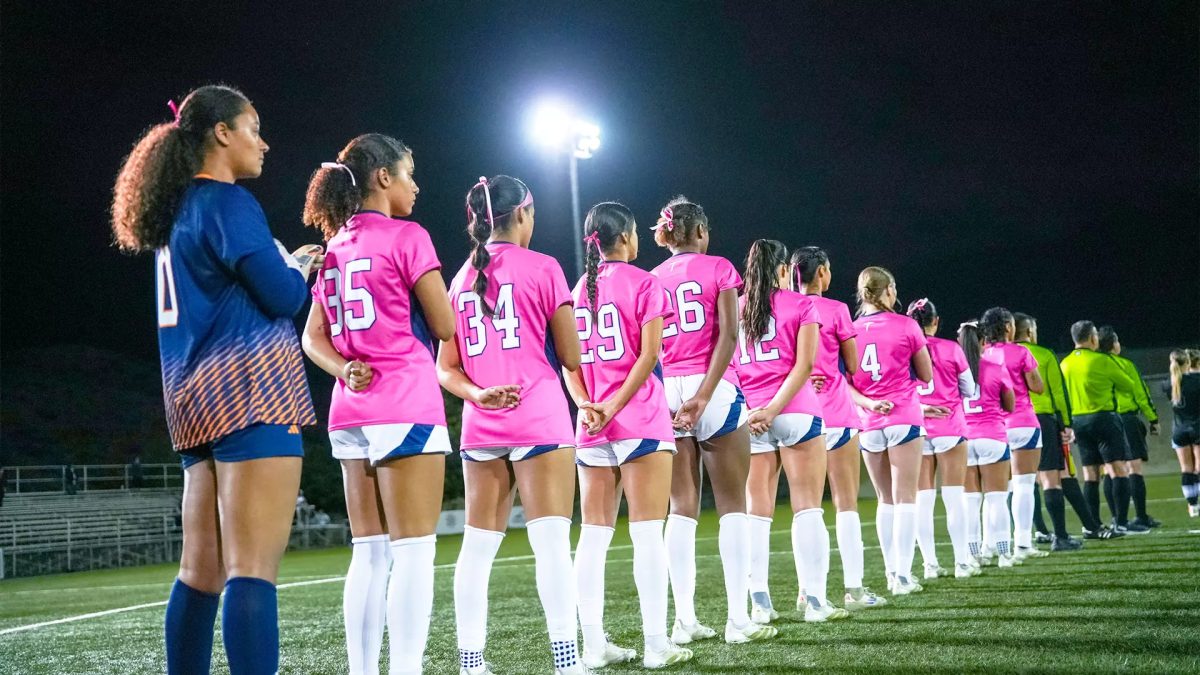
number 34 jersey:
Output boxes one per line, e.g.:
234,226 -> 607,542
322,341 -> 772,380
448,242 -> 576,449
313,211 -> 445,431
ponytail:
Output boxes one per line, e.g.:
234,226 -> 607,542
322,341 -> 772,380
303,133 -> 411,240
741,239 -> 788,344
463,175 -> 532,315
958,321 -> 984,381
906,297 -> 937,330
581,202 -> 636,317
1170,349 -> 1188,404
856,266 -> 896,316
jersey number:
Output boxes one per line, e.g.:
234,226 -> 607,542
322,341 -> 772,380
324,259 -> 376,337
737,317 -> 781,364
860,343 -> 883,382
662,281 -> 706,338
964,388 -> 983,414
577,304 -> 626,363
916,378 -> 934,396
458,284 -> 521,357
156,247 -> 179,328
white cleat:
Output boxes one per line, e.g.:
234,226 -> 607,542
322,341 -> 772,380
804,600 -> 851,622
843,587 -> 888,610
581,639 -> 636,669
670,618 -> 717,645
642,644 -> 693,669
885,571 -> 898,592
724,620 -> 778,643
556,665 -> 593,675
1189,504 -> 1200,518
997,553 -> 1020,568
1014,545 -> 1049,560
750,603 -> 779,625
891,577 -> 924,596
954,562 -> 981,578
923,563 -> 950,580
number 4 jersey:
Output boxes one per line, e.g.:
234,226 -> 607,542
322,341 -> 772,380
851,311 -> 928,431
313,211 -> 446,431
448,242 -> 576,449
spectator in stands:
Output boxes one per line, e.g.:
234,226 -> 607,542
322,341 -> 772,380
64,465 -> 78,496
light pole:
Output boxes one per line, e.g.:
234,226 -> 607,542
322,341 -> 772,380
530,102 -> 601,279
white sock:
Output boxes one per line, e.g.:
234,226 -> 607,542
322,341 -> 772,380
1011,473 -> 1037,549
748,514 -> 773,596
892,503 -> 917,582
344,534 -> 390,675
791,508 -> 829,605
915,489 -> 938,567
629,519 -> 670,654
387,535 -> 436,675
965,491 -> 984,555
984,491 -> 1011,557
941,486 -> 968,566
527,516 -> 579,670
875,502 -> 895,576
717,513 -> 751,626
454,526 -> 504,669
664,514 -> 698,626
835,510 -> 864,589
575,524 -> 614,655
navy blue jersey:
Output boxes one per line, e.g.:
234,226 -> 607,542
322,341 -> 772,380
155,178 -> 315,450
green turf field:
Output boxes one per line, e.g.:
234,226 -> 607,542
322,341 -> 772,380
2,474 -> 1197,674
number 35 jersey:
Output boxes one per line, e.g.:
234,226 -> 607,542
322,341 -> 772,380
313,211 -> 445,431
571,261 -> 676,448
448,242 -> 576,449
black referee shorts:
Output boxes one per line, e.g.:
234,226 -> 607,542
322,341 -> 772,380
1119,412 -> 1149,462
1073,412 -> 1129,467
1036,413 -> 1067,472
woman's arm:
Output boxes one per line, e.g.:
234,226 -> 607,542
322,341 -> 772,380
840,336 -> 859,377
550,304 -> 582,372
1001,387 -> 1016,413
301,301 -> 372,391
911,345 -> 934,383
413,270 -> 456,342
436,338 -> 518,409
675,288 -> 738,428
1024,368 -> 1045,395
582,317 -> 664,434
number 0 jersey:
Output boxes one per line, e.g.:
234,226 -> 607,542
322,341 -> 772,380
157,179 -> 315,450
313,211 -> 445,431
448,242 -> 575,448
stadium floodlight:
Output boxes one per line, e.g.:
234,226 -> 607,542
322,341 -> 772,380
528,100 -> 601,278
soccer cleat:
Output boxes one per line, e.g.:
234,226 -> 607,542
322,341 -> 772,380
1050,535 -> 1083,552
1189,504 -> 1200,518
581,638 -> 636,669
1014,545 -> 1049,561
556,665 -> 593,675
997,553 -> 1021,568
670,618 -> 717,645
954,562 -> 981,578
844,587 -> 888,610
750,603 -> 779,625
1117,522 -> 1151,534
642,644 -> 693,669
891,577 -> 923,596
923,563 -> 950,579
1083,526 -> 1123,540
804,600 -> 851,622
1131,516 -> 1162,529
724,620 -> 778,643
1034,531 -> 1053,544
885,571 -> 898,592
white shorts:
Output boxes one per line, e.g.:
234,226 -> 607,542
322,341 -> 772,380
461,444 -> 572,462
750,413 -> 824,454
923,435 -> 966,456
330,424 -> 452,464
664,375 -> 748,442
1007,426 -> 1043,451
824,426 -> 859,451
576,439 -> 676,467
967,438 -> 1011,467
859,425 -> 925,453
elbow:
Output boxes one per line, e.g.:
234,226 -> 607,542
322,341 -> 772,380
431,320 -> 455,343
560,352 -> 581,373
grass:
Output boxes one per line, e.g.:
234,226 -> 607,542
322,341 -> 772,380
1,475 -> 1197,674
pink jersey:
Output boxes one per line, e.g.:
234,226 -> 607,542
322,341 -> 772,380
851,312 -> 928,431
989,342 -> 1040,429
314,212 -> 446,430
964,350 -> 1014,441
919,335 -> 970,438
807,295 -> 859,429
571,261 -> 675,447
651,253 -> 742,383
734,290 -> 823,417
448,242 -> 575,448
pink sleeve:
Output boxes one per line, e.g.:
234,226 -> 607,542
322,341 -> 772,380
956,344 -> 970,372
714,257 -> 742,292
799,299 -> 822,327
541,260 -> 573,315
395,225 -> 442,289
909,319 -> 929,351
1022,348 -> 1038,374
637,275 -> 674,326
836,303 -> 857,341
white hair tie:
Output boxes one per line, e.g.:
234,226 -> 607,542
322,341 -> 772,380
321,162 -> 356,187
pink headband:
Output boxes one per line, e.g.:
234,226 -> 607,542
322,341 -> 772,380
167,99 -> 181,126
652,206 -> 674,232
583,231 -> 602,251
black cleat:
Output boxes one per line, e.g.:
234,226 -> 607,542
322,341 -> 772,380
1121,521 -> 1151,534
1051,535 -> 1083,551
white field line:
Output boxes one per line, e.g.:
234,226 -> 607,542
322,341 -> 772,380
0,496 -> 1183,636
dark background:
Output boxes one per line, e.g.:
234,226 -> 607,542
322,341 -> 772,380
2,1 -> 1197,484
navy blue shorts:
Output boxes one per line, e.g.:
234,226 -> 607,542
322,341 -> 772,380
179,423 -> 305,469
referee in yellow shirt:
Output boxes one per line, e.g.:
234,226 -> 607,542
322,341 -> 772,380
1097,326 -> 1162,529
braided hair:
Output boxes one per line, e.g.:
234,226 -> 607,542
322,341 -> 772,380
741,239 -> 788,344
462,175 -> 531,316
582,202 -> 636,317
653,196 -> 708,249
790,246 -> 829,289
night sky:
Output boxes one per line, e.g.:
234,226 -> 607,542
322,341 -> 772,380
2,1 -> 1197,364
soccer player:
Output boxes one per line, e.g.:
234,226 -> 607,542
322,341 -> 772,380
436,176 -> 584,675
112,85 -> 322,675
302,134 -> 457,675
1012,313 -> 1094,549
850,267 -> 933,596
1060,321 -> 1148,534
1097,326 -> 1161,528
650,198 -> 769,645
1168,349 -> 1200,517
906,299 -> 979,579
794,247 -> 888,609
738,240 -> 848,623
566,202 -> 694,669
958,322 -> 1019,567
979,308 -> 1048,561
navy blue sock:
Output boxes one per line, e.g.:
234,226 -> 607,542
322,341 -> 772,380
222,577 -> 279,675
165,578 -> 219,675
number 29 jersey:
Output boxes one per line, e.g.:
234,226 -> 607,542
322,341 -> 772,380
313,211 -> 445,431
572,261 -> 676,447
448,242 -> 576,449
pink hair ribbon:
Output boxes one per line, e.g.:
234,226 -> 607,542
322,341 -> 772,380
913,298 -> 928,311
652,206 -> 675,232
583,231 -> 602,251
473,176 -> 494,228
167,100 -> 180,126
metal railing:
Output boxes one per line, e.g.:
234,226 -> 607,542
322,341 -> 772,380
1,463 -> 183,494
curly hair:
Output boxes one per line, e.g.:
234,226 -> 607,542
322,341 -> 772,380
582,202 -> 636,317
653,196 -> 708,249
463,175 -> 531,315
111,85 -> 250,252
302,133 -> 411,241
980,307 -> 1013,344
906,298 -> 938,330
741,239 -> 788,344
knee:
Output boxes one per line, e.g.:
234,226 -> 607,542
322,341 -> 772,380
179,558 -> 226,594
1107,463 -> 1128,477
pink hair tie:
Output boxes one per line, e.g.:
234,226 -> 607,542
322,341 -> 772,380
583,231 -> 602,250
913,298 -> 928,311
652,206 -> 674,232
167,99 -> 181,126
470,176 -> 495,228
